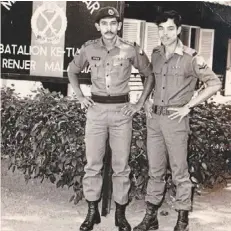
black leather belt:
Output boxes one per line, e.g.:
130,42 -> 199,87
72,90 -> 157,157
153,105 -> 172,116
91,94 -> 129,104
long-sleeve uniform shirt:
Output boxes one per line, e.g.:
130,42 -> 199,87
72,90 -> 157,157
68,36 -> 153,96
151,39 -> 222,106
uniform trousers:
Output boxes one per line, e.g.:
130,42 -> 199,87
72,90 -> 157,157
145,113 -> 192,211
83,103 -> 132,205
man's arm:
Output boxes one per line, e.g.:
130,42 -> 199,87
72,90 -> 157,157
142,76 -> 155,118
67,46 -> 94,108
121,45 -> 155,116
136,73 -> 155,107
135,46 -> 155,107
184,56 -> 222,109
122,74 -> 155,116
184,85 -> 221,109
68,67 -> 84,99
168,55 -> 222,122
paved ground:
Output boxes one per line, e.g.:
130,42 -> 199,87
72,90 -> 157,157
1,159 -> 231,231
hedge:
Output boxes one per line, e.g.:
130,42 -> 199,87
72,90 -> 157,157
1,87 -> 231,204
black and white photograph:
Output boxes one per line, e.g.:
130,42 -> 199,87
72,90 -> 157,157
1,1 -> 231,231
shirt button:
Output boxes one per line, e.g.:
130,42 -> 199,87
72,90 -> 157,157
107,63 -> 109,66
107,51 -> 110,54
163,74 -> 166,76
162,100 -> 164,102
163,87 -> 165,89
107,85 -> 110,88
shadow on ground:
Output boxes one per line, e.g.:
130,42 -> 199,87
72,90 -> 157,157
1,159 -> 231,231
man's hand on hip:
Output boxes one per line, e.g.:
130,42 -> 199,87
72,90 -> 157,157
121,102 -> 143,116
79,96 -> 95,109
144,100 -> 153,118
167,106 -> 191,123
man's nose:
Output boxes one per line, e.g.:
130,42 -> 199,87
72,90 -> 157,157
163,29 -> 168,36
107,24 -> 112,31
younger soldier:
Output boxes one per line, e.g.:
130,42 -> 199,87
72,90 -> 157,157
68,6 -> 155,231
133,10 -> 221,231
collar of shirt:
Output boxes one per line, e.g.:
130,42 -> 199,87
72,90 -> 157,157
98,35 -> 122,49
174,39 -> 184,56
158,39 -> 184,57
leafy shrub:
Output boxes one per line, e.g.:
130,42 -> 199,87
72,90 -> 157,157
1,87 -> 231,203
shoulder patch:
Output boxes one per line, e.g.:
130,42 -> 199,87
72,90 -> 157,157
195,55 -> 208,70
183,46 -> 197,56
83,39 -> 99,47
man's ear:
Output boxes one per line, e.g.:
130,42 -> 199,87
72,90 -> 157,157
177,26 -> 182,36
95,22 -> 100,31
118,22 -> 122,31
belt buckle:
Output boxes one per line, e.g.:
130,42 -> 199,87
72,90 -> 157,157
156,106 -> 162,115
162,107 -> 168,115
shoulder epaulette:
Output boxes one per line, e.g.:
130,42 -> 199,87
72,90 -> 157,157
83,39 -> 99,47
183,46 -> 197,57
121,39 -> 136,47
152,45 -> 161,53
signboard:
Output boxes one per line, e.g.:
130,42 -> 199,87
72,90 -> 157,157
1,1 -> 124,81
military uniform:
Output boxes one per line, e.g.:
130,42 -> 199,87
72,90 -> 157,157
145,39 -> 221,210
68,36 -> 152,205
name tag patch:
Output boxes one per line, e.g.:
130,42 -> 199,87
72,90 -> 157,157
91,56 -> 101,61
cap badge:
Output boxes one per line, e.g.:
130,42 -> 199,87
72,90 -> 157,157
108,9 -> 114,15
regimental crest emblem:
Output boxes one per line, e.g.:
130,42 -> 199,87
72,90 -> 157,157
31,2 -> 67,44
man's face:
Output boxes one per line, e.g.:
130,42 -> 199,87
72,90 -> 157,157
158,18 -> 181,46
95,17 -> 122,40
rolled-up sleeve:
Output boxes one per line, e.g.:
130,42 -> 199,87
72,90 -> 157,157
192,55 -> 221,87
68,46 -> 88,74
132,45 -> 153,77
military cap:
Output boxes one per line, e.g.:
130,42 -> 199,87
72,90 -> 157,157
95,6 -> 120,23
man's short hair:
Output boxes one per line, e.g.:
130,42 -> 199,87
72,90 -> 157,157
156,10 -> 182,28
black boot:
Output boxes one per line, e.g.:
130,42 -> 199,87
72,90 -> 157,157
174,210 -> 189,231
115,202 -> 131,231
133,202 -> 159,231
79,200 -> 101,231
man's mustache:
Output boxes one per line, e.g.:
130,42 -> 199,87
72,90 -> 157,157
105,32 -> 114,35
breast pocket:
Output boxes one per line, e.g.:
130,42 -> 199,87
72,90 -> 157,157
90,61 -> 102,79
112,59 -> 130,78
153,64 -> 163,75
171,67 -> 186,87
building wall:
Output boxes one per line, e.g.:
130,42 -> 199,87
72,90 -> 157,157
0,79 -> 43,97
124,1 -> 231,88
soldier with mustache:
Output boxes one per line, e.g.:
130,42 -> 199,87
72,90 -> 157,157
68,6 -> 155,231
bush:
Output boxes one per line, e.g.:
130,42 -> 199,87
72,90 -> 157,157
1,87 -> 231,204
